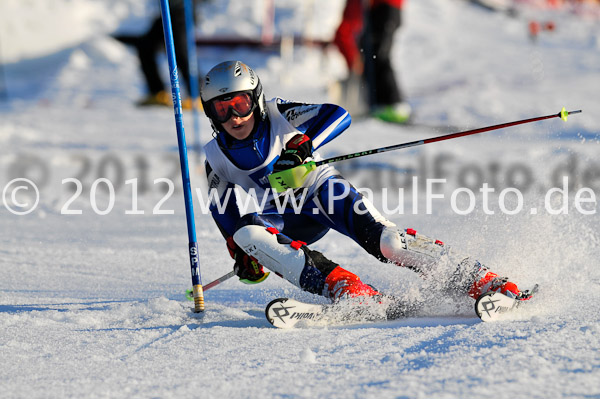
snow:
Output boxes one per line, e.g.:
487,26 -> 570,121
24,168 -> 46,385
1,0 -> 600,398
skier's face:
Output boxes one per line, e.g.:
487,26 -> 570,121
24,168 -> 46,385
222,112 -> 255,140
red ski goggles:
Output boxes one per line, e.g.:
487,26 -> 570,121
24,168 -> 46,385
210,92 -> 255,123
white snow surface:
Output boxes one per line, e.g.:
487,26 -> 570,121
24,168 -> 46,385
1,0 -> 600,398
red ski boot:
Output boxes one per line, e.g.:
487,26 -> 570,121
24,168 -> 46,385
324,266 -> 380,302
468,271 -> 520,299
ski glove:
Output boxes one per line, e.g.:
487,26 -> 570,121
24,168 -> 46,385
226,236 -> 267,283
273,134 -> 313,172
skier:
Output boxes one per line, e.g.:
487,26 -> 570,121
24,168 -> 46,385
200,60 -> 526,315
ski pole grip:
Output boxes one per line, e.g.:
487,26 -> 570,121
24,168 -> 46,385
193,284 -> 205,312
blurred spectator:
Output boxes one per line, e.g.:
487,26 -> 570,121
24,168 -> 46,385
115,0 -> 199,109
334,0 -> 411,124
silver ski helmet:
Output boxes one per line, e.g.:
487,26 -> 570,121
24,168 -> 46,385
200,61 -> 267,132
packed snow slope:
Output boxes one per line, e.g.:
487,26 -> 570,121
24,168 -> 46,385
1,0 -> 599,398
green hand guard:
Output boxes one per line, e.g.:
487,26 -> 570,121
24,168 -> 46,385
239,271 -> 270,285
268,161 -> 318,193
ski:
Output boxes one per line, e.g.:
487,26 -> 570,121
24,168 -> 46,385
475,284 -> 539,322
267,284 -> 539,328
265,296 -> 413,329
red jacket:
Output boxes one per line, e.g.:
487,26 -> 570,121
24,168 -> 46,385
334,0 -> 404,70
373,0 -> 404,6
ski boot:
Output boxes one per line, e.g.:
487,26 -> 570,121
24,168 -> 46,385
469,271 -> 521,299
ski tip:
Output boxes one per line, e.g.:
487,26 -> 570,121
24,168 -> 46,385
474,291 -> 518,322
265,298 -> 295,329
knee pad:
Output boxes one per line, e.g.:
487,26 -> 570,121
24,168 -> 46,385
234,225 -> 345,297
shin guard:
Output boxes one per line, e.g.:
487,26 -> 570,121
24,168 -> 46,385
233,225 -> 379,300
233,225 -> 336,296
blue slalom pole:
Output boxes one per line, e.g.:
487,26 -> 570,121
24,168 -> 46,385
183,0 -> 203,160
0,35 -> 7,101
159,0 -> 204,312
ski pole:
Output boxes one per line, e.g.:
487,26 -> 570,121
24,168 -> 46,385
319,108 -> 582,165
183,0 -> 203,160
159,0 -> 204,312
186,271 -> 236,300
185,270 -> 273,300
203,271 -> 236,290
269,108 -> 582,192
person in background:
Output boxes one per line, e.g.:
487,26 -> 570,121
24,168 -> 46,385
115,0 -> 198,109
334,0 -> 411,124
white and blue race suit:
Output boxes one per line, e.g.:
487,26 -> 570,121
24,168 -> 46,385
205,98 -> 394,275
